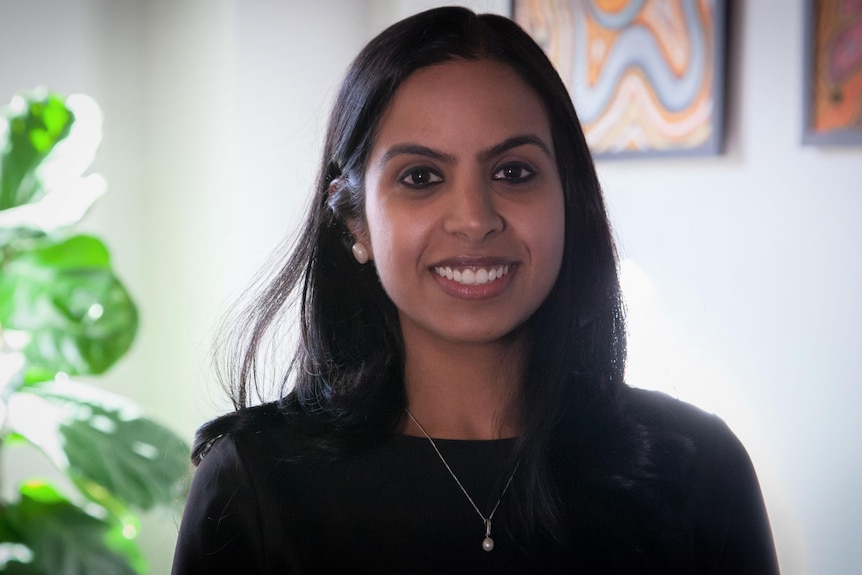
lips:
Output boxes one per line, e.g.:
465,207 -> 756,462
433,264 -> 510,286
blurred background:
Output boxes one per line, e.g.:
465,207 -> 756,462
2,0 -> 860,573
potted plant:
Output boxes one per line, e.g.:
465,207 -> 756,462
0,89 -> 189,574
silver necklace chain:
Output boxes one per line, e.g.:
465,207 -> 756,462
404,408 -> 521,552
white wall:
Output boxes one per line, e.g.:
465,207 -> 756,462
601,3 -> 862,574
2,1 -> 860,573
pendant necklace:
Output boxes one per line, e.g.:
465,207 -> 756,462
405,408 -> 521,552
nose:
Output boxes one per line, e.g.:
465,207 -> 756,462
441,178 -> 504,242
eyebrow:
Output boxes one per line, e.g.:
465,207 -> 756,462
378,134 -> 553,168
478,134 -> 552,162
379,144 -> 455,167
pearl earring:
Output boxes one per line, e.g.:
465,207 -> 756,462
352,242 -> 369,264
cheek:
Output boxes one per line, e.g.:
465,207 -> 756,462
364,202 -> 411,282
362,183 -> 402,298
360,186 -> 386,256
365,196 -> 428,265
532,193 -> 566,278
369,220 -> 427,290
544,214 -> 566,286
367,224 -> 417,310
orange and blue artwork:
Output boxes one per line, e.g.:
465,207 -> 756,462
514,0 -> 725,158
804,0 -> 862,145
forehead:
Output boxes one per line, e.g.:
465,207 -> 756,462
372,59 -> 552,153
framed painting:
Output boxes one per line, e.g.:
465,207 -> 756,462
802,0 -> 862,146
512,0 -> 727,159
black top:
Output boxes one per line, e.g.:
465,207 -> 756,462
171,389 -> 779,574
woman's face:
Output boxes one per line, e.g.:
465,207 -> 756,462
357,59 -> 565,348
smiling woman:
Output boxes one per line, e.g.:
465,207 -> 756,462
358,60 -> 564,364
171,6 -> 779,574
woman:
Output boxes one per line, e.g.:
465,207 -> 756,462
172,7 -> 779,574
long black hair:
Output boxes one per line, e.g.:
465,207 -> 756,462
196,7 -> 675,546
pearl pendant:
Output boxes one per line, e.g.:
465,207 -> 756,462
482,537 -> 495,552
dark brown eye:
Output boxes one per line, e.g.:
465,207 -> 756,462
493,163 -> 534,183
399,167 -> 443,188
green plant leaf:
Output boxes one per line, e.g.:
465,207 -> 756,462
0,542 -> 41,575
0,234 -> 137,376
0,349 -> 26,402
0,514 -> 36,573
0,89 -> 157,575
0,173 -> 105,239
0,92 -> 73,210
0,561 -> 43,575
0,91 -> 105,238
7,380 -> 191,514
1,480 -> 140,575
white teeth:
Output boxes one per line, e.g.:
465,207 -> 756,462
434,265 -> 510,286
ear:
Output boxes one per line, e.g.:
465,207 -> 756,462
346,217 -> 373,262
327,175 -> 374,263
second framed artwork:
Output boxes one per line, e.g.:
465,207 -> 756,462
513,0 -> 727,159
802,0 -> 862,146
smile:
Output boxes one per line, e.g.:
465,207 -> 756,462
433,265 -> 510,286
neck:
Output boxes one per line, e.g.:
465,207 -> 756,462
400,333 -> 527,440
